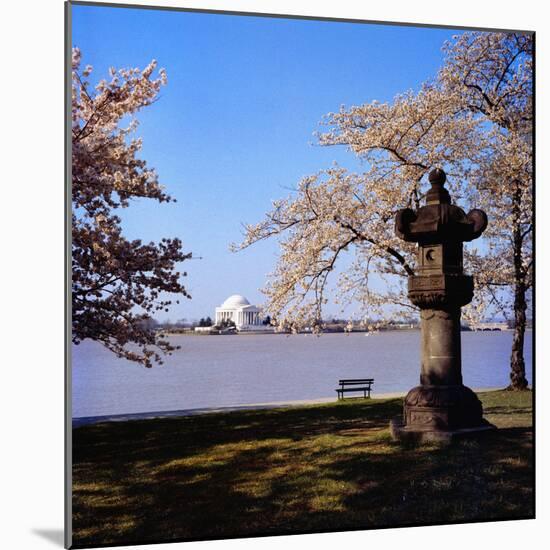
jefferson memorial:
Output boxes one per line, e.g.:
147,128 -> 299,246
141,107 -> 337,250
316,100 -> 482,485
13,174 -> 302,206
215,294 -> 265,330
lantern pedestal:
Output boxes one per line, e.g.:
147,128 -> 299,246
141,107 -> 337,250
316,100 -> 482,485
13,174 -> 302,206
391,168 -> 495,444
390,385 -> 495,444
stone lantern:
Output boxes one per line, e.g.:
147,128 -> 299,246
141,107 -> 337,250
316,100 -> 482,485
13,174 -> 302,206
390,168 -> 495,443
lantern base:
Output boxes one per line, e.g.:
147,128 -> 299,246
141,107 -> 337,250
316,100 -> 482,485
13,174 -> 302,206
390,416 -> 496,445
390,384 -> 496,444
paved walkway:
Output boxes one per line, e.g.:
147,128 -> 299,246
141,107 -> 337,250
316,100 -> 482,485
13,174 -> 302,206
72,387 -> 501,428
72,397 -> 339,427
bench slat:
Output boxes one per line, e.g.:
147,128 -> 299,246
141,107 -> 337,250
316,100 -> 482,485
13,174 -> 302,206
336,378 -> 374,400
338,379 -> 374,383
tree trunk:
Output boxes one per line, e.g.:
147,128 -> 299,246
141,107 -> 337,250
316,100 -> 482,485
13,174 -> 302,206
508,179 -> 529,391
508,282 -> 528,390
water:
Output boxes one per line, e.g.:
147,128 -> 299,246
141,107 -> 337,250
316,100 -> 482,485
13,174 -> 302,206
72,331 -> 533,418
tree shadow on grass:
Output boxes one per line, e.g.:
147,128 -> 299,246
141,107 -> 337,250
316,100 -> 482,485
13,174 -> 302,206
73,399 -> 403,462
332,427 -> 533,529
72,399 -> 532,547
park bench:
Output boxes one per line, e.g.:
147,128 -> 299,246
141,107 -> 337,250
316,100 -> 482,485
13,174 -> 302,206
336,378 -> 374,400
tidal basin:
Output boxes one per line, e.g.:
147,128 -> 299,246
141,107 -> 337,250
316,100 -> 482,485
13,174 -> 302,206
72,331 -> 532,419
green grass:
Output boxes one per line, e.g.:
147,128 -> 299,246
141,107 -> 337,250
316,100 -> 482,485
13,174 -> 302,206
72,390 -> 533,547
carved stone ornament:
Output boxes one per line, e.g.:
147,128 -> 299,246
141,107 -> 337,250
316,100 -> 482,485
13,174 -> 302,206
395,169 -> 488,245
408,274 -> 474,309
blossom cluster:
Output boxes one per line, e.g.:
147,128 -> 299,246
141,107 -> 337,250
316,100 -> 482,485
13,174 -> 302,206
236,32 -> 532,336
72,48 -> 190,367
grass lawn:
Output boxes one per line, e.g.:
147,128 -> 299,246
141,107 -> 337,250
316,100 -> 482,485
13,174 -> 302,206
72,390 -> 533,548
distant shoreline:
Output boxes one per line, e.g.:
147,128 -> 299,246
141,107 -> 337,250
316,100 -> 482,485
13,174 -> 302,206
159,328 -> 412,336
159,327 -> 520,336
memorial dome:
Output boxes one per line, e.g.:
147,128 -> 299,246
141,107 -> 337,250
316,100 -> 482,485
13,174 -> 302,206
221,294 -> 251,308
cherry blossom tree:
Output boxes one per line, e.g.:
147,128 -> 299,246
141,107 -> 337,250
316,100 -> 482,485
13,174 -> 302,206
439,32 -> 532,389
236,31 -> 532,389
71,48 -> 191,367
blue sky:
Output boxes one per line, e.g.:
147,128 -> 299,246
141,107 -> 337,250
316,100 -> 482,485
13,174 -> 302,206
72,4 -> 460,322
